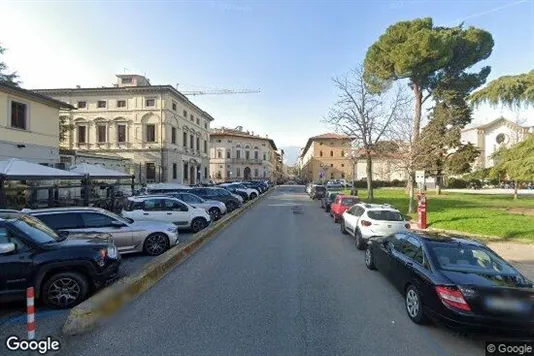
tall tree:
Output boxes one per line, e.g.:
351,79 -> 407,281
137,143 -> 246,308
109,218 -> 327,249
363,18 -> 493,211
470,70 -> 534,109
323,65 -> 410,200
0,44 -> 19,85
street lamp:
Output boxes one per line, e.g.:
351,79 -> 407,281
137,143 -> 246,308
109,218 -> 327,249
345,148 -> 360,194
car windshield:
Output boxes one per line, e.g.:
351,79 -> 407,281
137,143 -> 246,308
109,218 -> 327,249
315,186 -> 326,192
429,244 -> 518,275
12,215 -> 60,243
328,194 -> 339,201
216,189 -> 231,196
341,198 -> 359,206
367,210 -> 404,221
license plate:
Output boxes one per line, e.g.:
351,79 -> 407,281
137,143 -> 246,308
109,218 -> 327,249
387,225 -> 392,228
484,297 -> 529,312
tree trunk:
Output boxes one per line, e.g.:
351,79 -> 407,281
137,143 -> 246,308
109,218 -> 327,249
514,181 -> 518,200
435,175 -> 442,195
412,83 -> 423,143
366,154 -> 374,201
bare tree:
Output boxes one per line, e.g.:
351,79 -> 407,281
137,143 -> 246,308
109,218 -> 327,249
323,65 -> 411,200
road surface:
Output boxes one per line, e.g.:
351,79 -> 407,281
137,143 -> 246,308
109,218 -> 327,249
55,186 -> 495,356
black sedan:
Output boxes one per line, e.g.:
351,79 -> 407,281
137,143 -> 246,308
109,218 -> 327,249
365,231 -> 534,335
321,192 -> 339,212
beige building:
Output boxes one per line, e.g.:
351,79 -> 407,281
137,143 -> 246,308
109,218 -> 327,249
0,82 -> 73,165
35,74 -> 214,184
298,133 -> 407,183
209,127 -> 278,182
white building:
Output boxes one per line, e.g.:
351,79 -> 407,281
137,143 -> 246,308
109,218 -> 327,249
35,74 -> 214,184
461,117 -> 533,169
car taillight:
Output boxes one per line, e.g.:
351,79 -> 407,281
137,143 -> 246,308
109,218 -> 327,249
99,248 -> 107,259
361,220 -> 372,227
435,286 -> 471,312
405,223 -> 411,229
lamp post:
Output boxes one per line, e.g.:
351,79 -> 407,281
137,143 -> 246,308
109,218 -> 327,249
346,148 -> 360,195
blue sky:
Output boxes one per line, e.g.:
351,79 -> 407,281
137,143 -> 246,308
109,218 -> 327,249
1,0 -> 534,158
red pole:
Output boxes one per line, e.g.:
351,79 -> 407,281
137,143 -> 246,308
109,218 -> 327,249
26,287 -> 35,340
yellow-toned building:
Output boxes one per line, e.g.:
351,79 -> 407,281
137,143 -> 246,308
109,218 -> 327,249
0,82 -> 73,165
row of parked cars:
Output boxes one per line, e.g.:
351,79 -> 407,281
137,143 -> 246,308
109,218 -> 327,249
0,180 -> 271,310
312,183 -> 534,336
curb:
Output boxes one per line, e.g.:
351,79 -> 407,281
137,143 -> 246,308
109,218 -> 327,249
62,187 -> 276,336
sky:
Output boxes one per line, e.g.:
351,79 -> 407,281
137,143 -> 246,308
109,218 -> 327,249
1,0 -> 534,161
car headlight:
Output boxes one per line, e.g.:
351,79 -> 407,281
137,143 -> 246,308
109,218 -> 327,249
107,245 -> 118,259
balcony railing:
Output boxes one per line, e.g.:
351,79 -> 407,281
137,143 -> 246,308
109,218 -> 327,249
231,158 -> 263,164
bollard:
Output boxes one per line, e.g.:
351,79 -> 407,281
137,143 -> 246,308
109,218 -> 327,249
27,287 -> 36,340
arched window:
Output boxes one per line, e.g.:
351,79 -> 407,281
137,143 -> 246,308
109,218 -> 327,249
319,151 -> 323,157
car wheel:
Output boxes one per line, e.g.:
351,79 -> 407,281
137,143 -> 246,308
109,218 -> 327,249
208,207 -> 221,221
355,229 -> 365,250
143,233 -> 169,256
191,217 -> 208,233
250,192 -> 257,199
405,285 -> 428,325
340,220 -> 348,235
42,272 -> 89,309
365,247 -> 376,270
226,201 -> 237,212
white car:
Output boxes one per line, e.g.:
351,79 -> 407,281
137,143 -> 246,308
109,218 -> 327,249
340,203 -> 410,250
220,183 -> 259,200
123,196 -> 211,233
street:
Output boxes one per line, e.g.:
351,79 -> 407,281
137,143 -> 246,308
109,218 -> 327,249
52,186 -> 497,356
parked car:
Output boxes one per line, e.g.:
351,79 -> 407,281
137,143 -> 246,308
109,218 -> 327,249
330,195 -> 360,222
26,207 -> 179,256
320,192 -> 340,212
164,192 -> 227,221
0,211 -> 120,308
122,196 -> 211,233
341,203 -> 409,250
305,183 -> 315,194
242,181 -> 266,193
221,183 -> 259,199
137,183 -> 190,196
188,187 -> 243,212
364,231 -> 534,335
310,185 -> 326,200
218,185 -> 249,203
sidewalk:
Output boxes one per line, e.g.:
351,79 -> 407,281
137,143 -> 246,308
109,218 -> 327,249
408,221 -> 534,281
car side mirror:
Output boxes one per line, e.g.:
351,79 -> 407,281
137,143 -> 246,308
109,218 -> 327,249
0,242 -> 16,255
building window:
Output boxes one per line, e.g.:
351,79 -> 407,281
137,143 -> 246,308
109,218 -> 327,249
190,134 -> 194,149
341,150 -> 345,157
183,132 -> 187,147
254,168 -> 259,177
226,150 -> 230,159
172,163 -> 177,179
236,150 -> 241,159
341,164 -> 345,167
245,151 -> 250,160
263,171 -> 266,178
171,127 -> 176,144
217,150 -> 222,158
320,151 -> 323,157
227,170 -> 231,179
341,172 -> 345,179
263,153 -> 266,160
97,100 -> 106,108
145,98 -> 155,107
184,163 -> 189,179
330,164 -> 334,167
204,167 -> 208,179
78,125 -> 87,143
172,102 -> 177,111
183,110 -> 187,118
117,124 -> 127,143
330,150 -> 334,157
204,122 -> 207,129
117,100 -> 126,108
236,168 -> 241,177
146,163 -> 156,181
77,101 -> 86,109
204,140 -> 207,153
122,77 -> 133,84
254,151 -> 259,159
97,125 -> 106,143
196,137 -> 200,151
10,101 -> 27,130
146,124 -> 156,142
190,114 -> 194,121
330,172 -> 334,179
195,117 -> 199,125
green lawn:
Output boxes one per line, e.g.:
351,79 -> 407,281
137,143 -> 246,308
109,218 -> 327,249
344,188 -> 534,242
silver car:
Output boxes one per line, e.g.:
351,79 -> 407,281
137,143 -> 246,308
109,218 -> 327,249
25,207 -> 179,256
163,192 -> 227,220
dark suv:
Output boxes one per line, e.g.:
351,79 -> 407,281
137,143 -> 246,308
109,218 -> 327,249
310,185 -> 327,200
188,187 -> 243,212
0,212 -> 120,309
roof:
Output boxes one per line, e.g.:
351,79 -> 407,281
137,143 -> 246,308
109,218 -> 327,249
300,133 -> 352,158
33,84 -> 215,121
210,128 -> 278,151
69,162 -> 132,179
23,207 -> 104,214
462,117 -> 531,132
0,82 -> 74,110
0,159 -> 82,180
358,203 -> 399,211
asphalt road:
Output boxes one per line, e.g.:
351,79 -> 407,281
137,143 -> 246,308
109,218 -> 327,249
37,185 -> 516,356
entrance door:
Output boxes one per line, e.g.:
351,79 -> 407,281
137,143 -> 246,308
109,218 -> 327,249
189,165 -> 196,185
244,167 -> 251,181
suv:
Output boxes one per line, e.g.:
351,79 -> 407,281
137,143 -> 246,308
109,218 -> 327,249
330,195 -> 360,223
122,196 -> 211,233
310,185 -> 326,200
221,183 -> 259,199
188,187 -> 243,212
340,203 -> 410,250
321,191 -> 340,212
164,192 -> 227,221
26,207 -> 179,256
0,212 -> 120,308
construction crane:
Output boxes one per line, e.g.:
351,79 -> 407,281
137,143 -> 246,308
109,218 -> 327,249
176,84 -> 260,96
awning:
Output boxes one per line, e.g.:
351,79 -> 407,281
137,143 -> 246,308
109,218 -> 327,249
0,159 -> 83,180
69,163 -> 132,179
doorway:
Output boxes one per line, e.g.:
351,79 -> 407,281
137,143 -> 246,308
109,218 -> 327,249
244,167 -> 251,180
189,165 -> 196,185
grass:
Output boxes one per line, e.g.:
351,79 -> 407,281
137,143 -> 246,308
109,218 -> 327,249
343,188 -> 534,242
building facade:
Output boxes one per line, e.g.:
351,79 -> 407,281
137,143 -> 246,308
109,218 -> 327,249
209,127 -> 278,182
0,82 -> 73,165
298,133 -> 407,183
35,74 -> 213,185
461,117 -> 534,169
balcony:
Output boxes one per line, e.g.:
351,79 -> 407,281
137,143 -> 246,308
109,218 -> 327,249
231,158 -> 263,165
